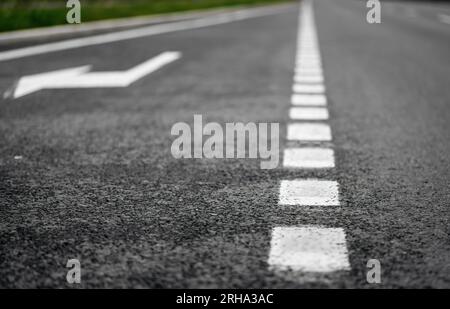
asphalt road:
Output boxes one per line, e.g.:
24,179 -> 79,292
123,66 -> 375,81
0,0 -> 449,288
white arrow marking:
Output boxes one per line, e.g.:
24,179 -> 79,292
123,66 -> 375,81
9,51 -> 181,98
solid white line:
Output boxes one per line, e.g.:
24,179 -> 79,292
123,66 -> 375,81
291,94 -> 327,106
278,179 -> 340,206
268,226 -> 350,272
289,107 -> 328,120
287,123 -> 332,141
293,83 -> 325,94
283,148 -> 335,168
0,5 -> 290,62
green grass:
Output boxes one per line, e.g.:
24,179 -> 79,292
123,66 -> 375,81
0,0 -> 292,32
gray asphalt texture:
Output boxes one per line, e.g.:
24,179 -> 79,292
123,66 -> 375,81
0,0 -> 449,288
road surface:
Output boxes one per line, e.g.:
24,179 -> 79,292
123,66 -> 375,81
0,0 -> 449,288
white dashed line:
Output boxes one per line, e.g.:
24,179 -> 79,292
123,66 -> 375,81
269,0 -> 351,277
296,58 -> 321,65
287,123 -> 332,141
289,107 -> 328,120
291,94 -> 327,106
268,226 -> 351,272
293,83 -> 325,94
296,59 -> 321,66
283,148 -> 335,168
278,180 -> 340,206
296,63 -> 322,71
294,74 -> 324,83
295,67 -> 323,75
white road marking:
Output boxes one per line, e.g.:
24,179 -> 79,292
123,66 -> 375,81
283,148 -> 334,168
296,55 -> 321,62
268,226 -> 350,272
268,0 -> 352,277
298,48 -> 319,54
289,107 -> 328,120
294,74 -> 323,83
287,122 -> 332,141
295,67 -> 323,75
296,61 -> 322,68
0,6 -> 289,62
10,51 -> 181,98
293,83 -> 325,94
278,179 -> 339,206
291,94 -> 327,106
438,14 -> 450,24
296,64 -> 322,72
296,57 -> 321,63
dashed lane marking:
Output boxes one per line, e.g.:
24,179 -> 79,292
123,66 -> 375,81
269,0 -> 351,279
268,226 -> 351,272
289,107 -> 329,120
287,123 -> 332,141
278,180 -> 340,206
294,74 -> 324,83
291,94 -> 327,106
295,67 -> 323,75
283,148 -> 335,168
293,83 -> 325,94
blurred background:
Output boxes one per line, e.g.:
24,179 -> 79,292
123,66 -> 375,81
0,0 -> 293,32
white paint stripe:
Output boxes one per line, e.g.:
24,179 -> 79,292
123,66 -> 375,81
11,51 -> 181,98
296,55 -> 321,62
295,67 -> 323,75
291,94 -> 327,106
283,148 -> 335,168
293,83 -> 325,94
0,6 -> 289,62
287,123 -> 332,141
296,60 -> 321,67
300,43 -> 318,47
296,64 -> 322,71
289,107 -> 328,120
298,46 -> 319,51
299,53 -> 320,58
268,226 -> 350,272
278,179 -> 339,206
294,74 -> 323,83
296,55 -> 321,61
